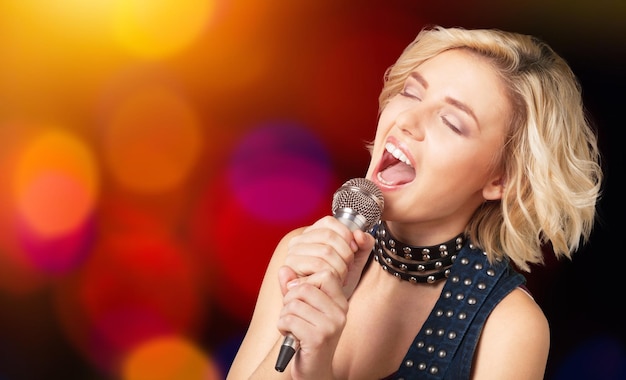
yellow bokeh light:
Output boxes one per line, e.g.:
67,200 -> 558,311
112,0 -> 216,59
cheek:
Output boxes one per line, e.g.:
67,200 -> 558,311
370,116 -> 393,150
430,146 -> 493,183
365,130 -> 390,177
375,111 -> 394,135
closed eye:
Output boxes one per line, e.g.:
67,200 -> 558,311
399,89 -> 421,100
442,116 -> 462,134
399,72 -> 425,100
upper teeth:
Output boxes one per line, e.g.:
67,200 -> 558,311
385,142 -> 412,166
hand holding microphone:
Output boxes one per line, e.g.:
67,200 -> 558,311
275,178 -> 384,372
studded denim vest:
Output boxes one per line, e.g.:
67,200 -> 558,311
386,241 -> 526,379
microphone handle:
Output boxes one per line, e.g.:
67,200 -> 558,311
275,334 -> 299,372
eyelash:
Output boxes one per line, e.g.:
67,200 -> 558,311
398,89 -> 462,134
442,117 -> 462,134
399,88 -> 419,100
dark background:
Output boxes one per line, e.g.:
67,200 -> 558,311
0,1 -> 624,379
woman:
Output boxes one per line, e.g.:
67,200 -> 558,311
226,25 -> 602,379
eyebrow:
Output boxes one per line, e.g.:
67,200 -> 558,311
410,72 -> 480,127
445,97 -> 479,127
409,72 -> 428,89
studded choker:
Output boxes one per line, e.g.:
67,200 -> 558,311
373,221 -> 465,284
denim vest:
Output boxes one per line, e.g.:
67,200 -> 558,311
384,241 -> 526,379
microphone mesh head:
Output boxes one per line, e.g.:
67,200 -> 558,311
331,178 -> 384,231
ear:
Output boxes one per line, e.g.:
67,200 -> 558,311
482,175 -> 504,201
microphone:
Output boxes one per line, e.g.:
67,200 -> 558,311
275,177 -> 384,372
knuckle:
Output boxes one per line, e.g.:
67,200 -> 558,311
318,244 -> 335,259
318,269 -> 336,282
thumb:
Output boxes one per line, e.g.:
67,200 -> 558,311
278,265 -> 298,296
352,230 -> 375,271
342,230 -> 375,298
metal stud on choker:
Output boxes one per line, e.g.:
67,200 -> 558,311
373,221 -> 465,284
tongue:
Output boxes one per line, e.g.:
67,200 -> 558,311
379,162 -> 416,185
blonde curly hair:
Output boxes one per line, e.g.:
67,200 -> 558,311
378,25 -> 603,272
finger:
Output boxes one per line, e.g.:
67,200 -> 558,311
286,222 -> 358,280
351,230 -> 376,268
283,270 -> 347,310
284,241 -> 351,282
278,271 -> 347,340
296,216 -> 357,253
278,265 -> 298,296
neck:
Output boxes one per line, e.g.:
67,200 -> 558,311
383,221 -> 467,247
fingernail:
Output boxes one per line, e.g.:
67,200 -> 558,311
350,240 -> 358,252
287,279 -> 299,289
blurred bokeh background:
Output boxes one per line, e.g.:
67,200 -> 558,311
0,1 -> 624,379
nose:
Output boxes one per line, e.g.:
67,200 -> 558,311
394,106 -> 425,141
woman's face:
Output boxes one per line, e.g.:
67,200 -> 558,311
366,48 -> 511,238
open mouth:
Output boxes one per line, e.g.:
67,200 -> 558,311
376,142 -> 416,186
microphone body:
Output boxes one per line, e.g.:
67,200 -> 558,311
275,178 -> 384,372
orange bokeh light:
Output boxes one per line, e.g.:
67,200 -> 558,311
13,129 -> 99,238
122,335 -> 222,380
103,85 -> 203,194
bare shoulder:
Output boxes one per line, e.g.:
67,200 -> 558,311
472,287 -> 550,379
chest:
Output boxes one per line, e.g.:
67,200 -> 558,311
333,270 -> 444,379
